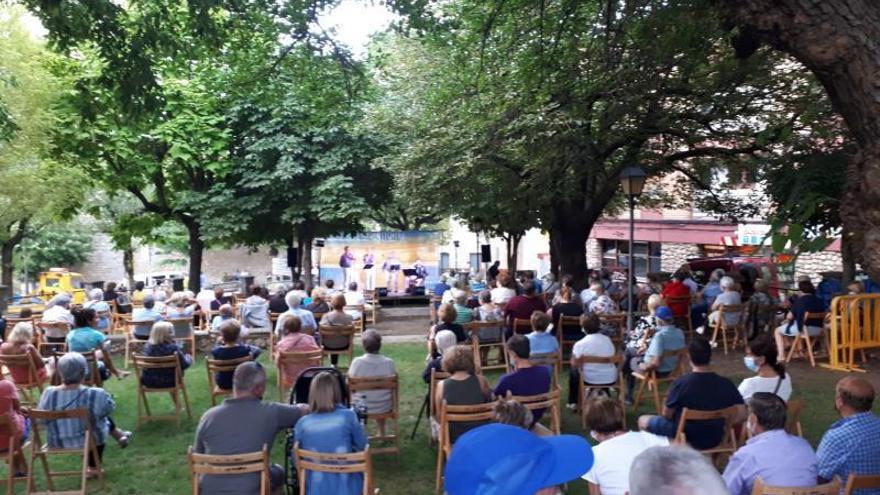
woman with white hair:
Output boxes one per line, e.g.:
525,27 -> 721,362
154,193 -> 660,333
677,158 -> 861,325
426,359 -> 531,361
83,288 -> 112,332
0,322 -> 48,386
705,276 -> 743,331
37,353 -> 130,477
140,321 -> 192,388
275,292 -> 317,336
41,293 -> 74,328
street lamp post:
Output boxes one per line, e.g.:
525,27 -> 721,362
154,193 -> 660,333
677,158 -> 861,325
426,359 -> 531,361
453,240 -> 460,273
619,166 -> 647,334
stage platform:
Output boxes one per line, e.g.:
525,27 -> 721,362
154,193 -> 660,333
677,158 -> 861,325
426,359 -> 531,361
378,293 -> 430,306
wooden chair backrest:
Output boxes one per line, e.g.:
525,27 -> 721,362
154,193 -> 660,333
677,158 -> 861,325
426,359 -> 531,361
802,311 -> 828,327
294,443 -> 372,495
844,474 -> 880,495
0,352 -> 40,385
718,304 -> 746,321
165,317 -> 194,338
439,400 -> 497,451
661,347 -> 689,378
348,374 -> 398,393
28,407 -> 93,447
512,318 -> 532,335
133,354 -> 183,385
126,319 -> 158,335
4,317 -> 34,327
557,315 -> 582,334
37,321 -> 70,335
276,350 -> 323,368
675,405 -> 740,446
751,476 -> 840,495
207,355 -> 253,375
428,369 -> 451,419
464,320 -> 504,337
189,444 -> 270,495
318,325 -> 355,343
507,388 -> 560,413
529,351 -> 560,368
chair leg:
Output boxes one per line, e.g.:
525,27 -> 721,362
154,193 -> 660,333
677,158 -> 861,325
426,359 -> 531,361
722,327 -> 729,355
651,380 -> 662,415
435,446 -> 445,495
804,333 -> 816,367
633,378 -> 647,411
785,335 -> 800,363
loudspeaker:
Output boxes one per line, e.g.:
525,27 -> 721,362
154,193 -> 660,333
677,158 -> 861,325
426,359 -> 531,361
287,247 -> 298,268
315,239 -> 326,247
412,286 -> 426,296
377,288 -> 388,297
481,244 -> 491,263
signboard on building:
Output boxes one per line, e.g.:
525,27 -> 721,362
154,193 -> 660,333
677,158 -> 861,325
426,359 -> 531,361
737,224 -> 771,246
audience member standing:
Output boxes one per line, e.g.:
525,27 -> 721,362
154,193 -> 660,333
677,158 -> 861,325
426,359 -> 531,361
723,392 -> 817,495
582,398 -> 669,495
363,250 -> 376,291
195,362 -> 307,494
638,339 -> 745,450
339,246 -> 355,288
816,376 -> 880,489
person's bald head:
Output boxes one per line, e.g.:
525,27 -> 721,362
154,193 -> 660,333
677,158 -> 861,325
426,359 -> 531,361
836,376 -> 875,414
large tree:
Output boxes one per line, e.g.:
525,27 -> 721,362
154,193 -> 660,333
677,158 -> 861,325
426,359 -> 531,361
380,1 -> 830,284
720,1 -> 880,281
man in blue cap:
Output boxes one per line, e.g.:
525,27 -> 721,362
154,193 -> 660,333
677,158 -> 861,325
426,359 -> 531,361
444,423 -> 593,495
624,306 -> 685,404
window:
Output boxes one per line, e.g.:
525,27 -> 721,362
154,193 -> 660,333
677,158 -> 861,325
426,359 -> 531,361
469,253 -> 481,272
440,253 -> 450,271
599,240 -> 662,279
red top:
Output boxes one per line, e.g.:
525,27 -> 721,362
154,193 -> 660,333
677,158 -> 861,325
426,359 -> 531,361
661,281 -> 691,317
504,295 -> 547,327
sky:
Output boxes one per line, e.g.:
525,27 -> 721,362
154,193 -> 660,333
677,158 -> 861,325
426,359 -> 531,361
318,0 -> 399,57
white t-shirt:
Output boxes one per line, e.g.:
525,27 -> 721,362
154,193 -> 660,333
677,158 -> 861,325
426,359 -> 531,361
572,334 -> 617,385
582,431 -> 670,495
490,287 -> 516,305
738,373 -> 793,401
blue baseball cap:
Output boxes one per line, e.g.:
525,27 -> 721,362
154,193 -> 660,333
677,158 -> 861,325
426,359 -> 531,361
655,306 -> 674,322
444,423 -> 593,495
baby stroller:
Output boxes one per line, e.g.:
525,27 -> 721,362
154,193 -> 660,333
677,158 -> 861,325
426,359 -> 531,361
284,367 -> 351,495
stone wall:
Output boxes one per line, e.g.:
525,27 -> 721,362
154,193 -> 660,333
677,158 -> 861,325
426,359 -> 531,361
795,251 -> 843,280
72,233 -> 127,286
661,242 -> 701,273
586,238 -> 602,269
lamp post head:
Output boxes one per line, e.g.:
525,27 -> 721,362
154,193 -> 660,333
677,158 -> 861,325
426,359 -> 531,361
619,166 -> 647,197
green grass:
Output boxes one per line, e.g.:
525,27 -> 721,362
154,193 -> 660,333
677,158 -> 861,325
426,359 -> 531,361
13,343 -> 877,494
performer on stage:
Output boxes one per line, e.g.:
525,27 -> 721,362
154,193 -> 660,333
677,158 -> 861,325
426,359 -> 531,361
363,249 -> 376,290
383,252 -> 401,293
412,259 -> 428,287
340,246 -> 355,288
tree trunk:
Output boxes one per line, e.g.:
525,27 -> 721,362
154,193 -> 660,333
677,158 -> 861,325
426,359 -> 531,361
300,237 -> 314,291
549,204 -> 596,290
185,222 -> 204,292
506,232 -> 523,272
548,228 -> 560,279
293,238 -> 303,281
0,241 -> 14,312
123,248 -> 135,287
722,0 -> 880,282
840,229 -> 857,285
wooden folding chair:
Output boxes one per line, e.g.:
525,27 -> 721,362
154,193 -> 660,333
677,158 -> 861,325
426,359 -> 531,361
132,354 -> 192,426
348,374 -> 400,456
427,369 -> 451,446
752,475 -> 840,495
318,325 -> 355,369
530,352 -> 562,388
52,351 -> 103,388
435,401 -> 496,494
293,443 -> 373,495
188,444 -> 270,495
364,289 -> 379,325
674,405 -> 739,463
665,295 -> 694,337
711,304 -> 746,354
124,319 -> 155,368
508,387 -> 562,435
466,321 -> 507,372
511,318 -> 532,335
785,312 -> 829,367
344,305 -> 367,333
0,353 -> 44,405
267,313 -> 282,359
35,322 -> 69,357
206,355 -> 253,406
844,474 -> 880,495
0,413 -> 29,494
27,408 -> 105,494
166,317 -> 198,357
556,315 -> 582,363
632,347 -> 689,414
275,350 -> 322,402
786,397 -> 804,437
573,353 -> 625,428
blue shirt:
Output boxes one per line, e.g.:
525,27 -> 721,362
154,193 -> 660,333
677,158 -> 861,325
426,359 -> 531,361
131,308 -> 163,339
66,327 -> 107,352
433,282 -> 450,297
37,385 -> 114,448
526,332 -> 559,355
645,325 -> 686,373
702,282 -> 722,306
817,412 -> 880,491
275,308 -> 317,336
723,429 -> 817,495
294,406 -> 367,495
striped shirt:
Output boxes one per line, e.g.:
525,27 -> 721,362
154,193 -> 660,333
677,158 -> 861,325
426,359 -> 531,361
37,386 -> 115,448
